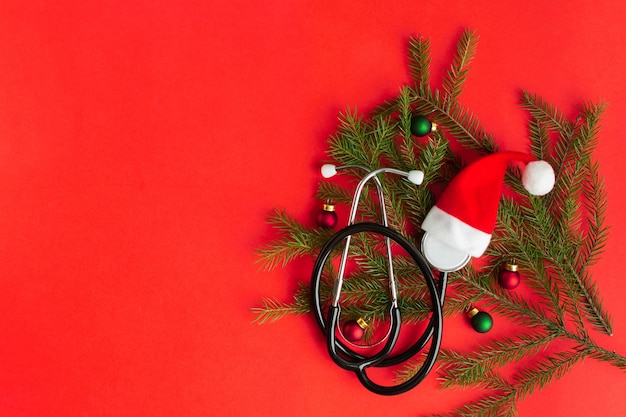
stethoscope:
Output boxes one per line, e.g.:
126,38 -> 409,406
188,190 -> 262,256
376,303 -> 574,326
311,164 -> 465,395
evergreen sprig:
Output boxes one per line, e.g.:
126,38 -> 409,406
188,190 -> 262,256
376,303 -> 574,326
254,29 -> 625,416
442,29 -> 479,106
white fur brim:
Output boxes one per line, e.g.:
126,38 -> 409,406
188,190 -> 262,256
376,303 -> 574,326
421,205 -> 492,258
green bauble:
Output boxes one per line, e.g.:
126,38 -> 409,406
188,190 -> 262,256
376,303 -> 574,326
410,115 -> 434,137
468,308 -> 493,333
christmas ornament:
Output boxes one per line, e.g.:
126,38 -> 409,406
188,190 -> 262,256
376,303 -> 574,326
499,261 -> 521,289
410,114 -> 437,137
342,317 -> 369,343
421,151 -> 555,272
316,201 -> 338,228
468,307 -> 493,333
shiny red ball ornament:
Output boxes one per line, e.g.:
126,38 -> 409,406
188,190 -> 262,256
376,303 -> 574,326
342,318 -> 368,343
499,261 -> 521,290
316,202 -> 338,228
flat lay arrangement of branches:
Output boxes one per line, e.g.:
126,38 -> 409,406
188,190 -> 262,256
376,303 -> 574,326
253,29 -> 625,416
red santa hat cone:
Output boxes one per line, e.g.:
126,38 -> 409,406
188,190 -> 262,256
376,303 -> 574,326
421,151 -> 555,261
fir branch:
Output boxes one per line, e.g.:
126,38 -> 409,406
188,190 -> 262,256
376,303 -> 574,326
408,34 -> 431,87
412,86 -> 496,153
586,344 -> 626,371
546,101 -> 604,223
577,161 -> 610,270
252,285 -> 311,324
417,133 -> 450,183
380,178 -> 411,232
437,332 -> 556,389
329,109 -> 403,174
337,271 -> 389,307
488,211 -> 566,326
251,298 -> 302,324
442,29 -> 479,105
339,299 -> 393,322
536,99 -> 613,335
316,181 -> 384,224
316,181 -> 354,206
496,191 -> 610,335
546,246 -> 613,335
574,269 -> 613,335
528,118 -> 551,160
437,392 -> 518,417
397,86 -> 420,168
521,197 -> 586,329
412,133 -> 449,193
512,348 -> 589,402
398,298 -> 437,322
328,108 -> 376,168
348,235 -> 417,283
455,264 -> 561,331
569,101 -> 605,159
372,96 -> 400,118
257,209 -> 333,271
549,157 -> 587,235
521,91 -> 573,134
432,349 -> 589,417
370,116 -> 400,168
398,122 -> 449,224
441,290 -> 483,317
395,353 -> 514,391
395,352 -> 429,383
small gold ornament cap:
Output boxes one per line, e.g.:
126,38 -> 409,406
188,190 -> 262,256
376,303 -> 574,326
504,261 -> 518,272
356,317 -> 369,329
323,202 -> 335,212
467,307 -> 479,318
431,122 -> 438,132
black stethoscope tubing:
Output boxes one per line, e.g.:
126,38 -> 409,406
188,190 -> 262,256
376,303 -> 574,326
311,222 -> 445,395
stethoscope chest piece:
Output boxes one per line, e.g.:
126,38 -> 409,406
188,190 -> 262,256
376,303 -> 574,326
421,232 -> 470,273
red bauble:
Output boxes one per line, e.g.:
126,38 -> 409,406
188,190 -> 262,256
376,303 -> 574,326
316,203 -> 338,228
499,262 -> 521,289
342,318 -> 367,343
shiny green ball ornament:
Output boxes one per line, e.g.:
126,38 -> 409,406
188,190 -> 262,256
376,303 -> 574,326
468,308 -> 493,333
410,115 -> 436,137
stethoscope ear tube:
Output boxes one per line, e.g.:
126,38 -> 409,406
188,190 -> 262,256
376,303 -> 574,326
311,222 -> 444,395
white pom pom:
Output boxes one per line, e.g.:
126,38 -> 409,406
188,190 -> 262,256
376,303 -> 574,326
522,160 -> 555,196
407,170 -> 424,185
321,164 -> 337,178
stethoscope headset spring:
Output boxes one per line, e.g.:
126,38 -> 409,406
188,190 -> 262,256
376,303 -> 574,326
310,164 -> 447,396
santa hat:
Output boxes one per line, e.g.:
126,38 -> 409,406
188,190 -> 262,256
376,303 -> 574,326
421,151 -> 555,258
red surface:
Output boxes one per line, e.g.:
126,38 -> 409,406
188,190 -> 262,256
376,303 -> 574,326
1,1 -> 625,416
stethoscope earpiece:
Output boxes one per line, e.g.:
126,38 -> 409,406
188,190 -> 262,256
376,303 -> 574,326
321,164 -> 337,178
407,170 -> 424,185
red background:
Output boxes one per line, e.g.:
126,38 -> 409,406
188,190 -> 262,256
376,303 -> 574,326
1,1 -> 625,416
